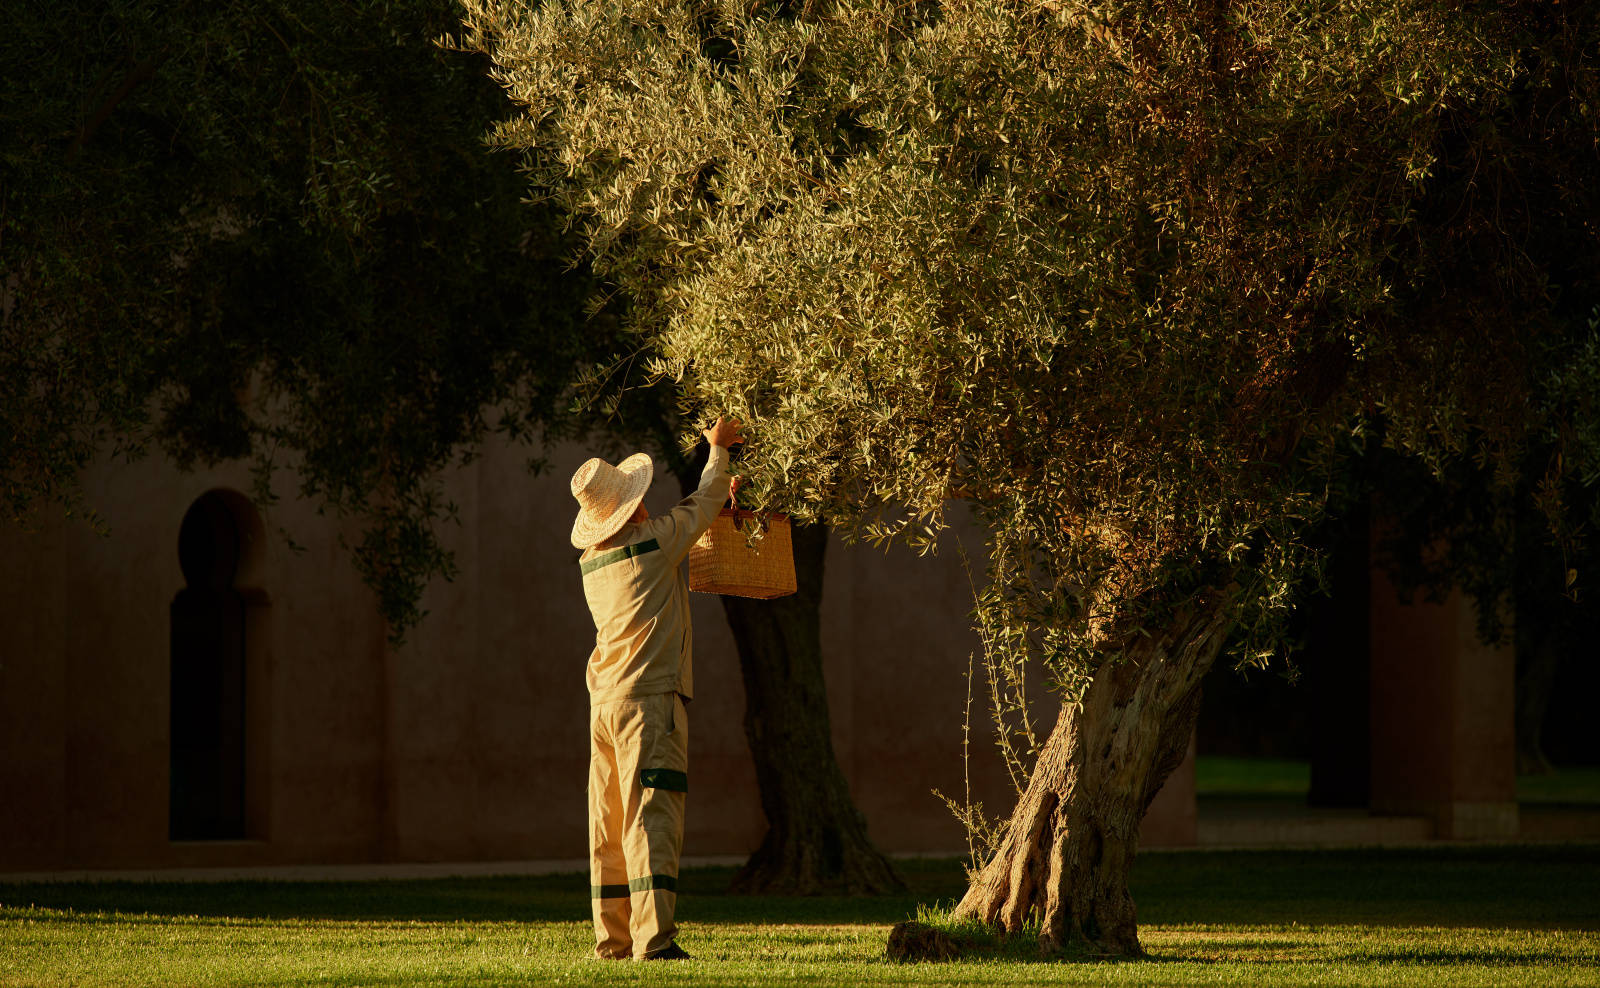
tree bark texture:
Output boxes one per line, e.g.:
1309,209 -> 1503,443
951,594 -> 1234,956
719,521 -> 905,894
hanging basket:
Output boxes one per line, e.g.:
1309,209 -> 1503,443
689,507 -> 797,599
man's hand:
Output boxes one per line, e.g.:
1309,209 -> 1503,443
704,416 -> 744,450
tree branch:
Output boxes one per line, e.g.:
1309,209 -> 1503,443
66,48 -> 172,162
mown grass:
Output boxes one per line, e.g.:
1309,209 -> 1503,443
1519,766 -> 1600,805
3,846 -> 1598,987
1195,755 -> 1600,806
1194,756 -> 1311,796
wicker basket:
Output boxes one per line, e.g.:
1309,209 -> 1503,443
689,508 -> 797,599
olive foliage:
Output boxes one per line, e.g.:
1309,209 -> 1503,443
459,0 -> 1595,695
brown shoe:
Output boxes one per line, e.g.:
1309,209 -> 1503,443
640,942 -> 692,961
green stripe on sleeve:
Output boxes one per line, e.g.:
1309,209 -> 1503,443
628,874 -> 678,894
580,538 -> 661,576
639,767 -> 688,792
591,883 -> 630,899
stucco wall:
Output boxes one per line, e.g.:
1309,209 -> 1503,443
0,453 -> 390,869
3,438 -> 1078,871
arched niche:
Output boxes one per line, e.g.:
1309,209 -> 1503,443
169,488 -> 271,842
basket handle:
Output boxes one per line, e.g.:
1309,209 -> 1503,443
725,485 -> 769,534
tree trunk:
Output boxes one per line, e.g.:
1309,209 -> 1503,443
1513,597 -> 1563,777
951,595 -> 1234,956
666,448 -> 901,894
719,521 -> 905,894
1512,504 -> 1565,777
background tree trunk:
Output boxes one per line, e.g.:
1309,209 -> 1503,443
1513,610 -> 1562,777
1513,503 -> 1565,776
951,595 -> 1234,956
721,521 -> 905,894
668,453 -> 902,894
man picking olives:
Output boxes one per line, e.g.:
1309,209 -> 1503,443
568,416 -> 744,960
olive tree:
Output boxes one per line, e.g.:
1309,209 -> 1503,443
461,0 -> 1599,955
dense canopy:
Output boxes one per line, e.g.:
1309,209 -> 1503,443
2,0 -> 599,632
461,0 -> 1595,677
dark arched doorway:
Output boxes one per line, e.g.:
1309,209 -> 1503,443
169,490 -> 251,840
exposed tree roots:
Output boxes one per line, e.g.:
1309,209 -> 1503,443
951,594 -> 1235,957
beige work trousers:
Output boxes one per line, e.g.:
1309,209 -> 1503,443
588,691 -> 688,960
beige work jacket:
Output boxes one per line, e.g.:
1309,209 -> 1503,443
579,445 -> 731,704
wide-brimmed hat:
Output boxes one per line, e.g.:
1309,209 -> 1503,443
570,452 -> 653,549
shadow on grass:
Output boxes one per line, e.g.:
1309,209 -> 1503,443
1,846 -> 1596,936
1132,844 -> 1600,931
1328,947 -> 1591,966
0,859 -> 962,927
896,927 -> 1594,968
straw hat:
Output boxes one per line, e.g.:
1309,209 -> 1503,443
570,452 -> 654,549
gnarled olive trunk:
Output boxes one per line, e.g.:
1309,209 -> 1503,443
952,596 -> 1233,956
719,521 -> 904,894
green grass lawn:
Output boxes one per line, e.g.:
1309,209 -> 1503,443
3,847 -> 1598,987
1196,756 -> 1600,806
1195,756 -> 1311,797
1519,767 -> 1600,805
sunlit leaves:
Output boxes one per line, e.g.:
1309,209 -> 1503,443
463,0 -> 1592,683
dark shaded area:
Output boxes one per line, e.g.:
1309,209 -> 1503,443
0,860 -> 952,928
1304,504 -> 1371,807
1197,661 -> 1310,761
3,848 -> 1596,932
1203,494 -> 1600,777
3,0 -> 600,641
1541,641 -> 1600,768
170,491 -> 247,840
1132,846 -> 1600,930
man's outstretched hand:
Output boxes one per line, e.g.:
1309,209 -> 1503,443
704,416 -> 744,450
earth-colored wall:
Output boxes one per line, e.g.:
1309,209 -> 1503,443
0,439 -> 1190,872
1368,565 -> 1518,839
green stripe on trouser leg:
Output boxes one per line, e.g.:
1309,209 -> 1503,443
628,874 -> 678,893
639,767 -> 688,792
591,884 -> 630,899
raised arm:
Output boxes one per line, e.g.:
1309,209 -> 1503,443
645,417 -> 744,564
